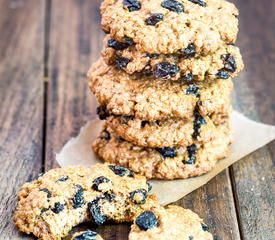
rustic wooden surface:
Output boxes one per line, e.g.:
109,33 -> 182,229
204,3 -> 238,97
0,0 -> 274,239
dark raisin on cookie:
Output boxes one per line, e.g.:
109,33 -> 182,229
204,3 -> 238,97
130,188 -> 148,204
118,136 -> 125,141
116,56 -> 131,71
96,106 -> 110,120
145,13 -> 164,26
181,43 -> 196,56
186,85 -> 200,97
123,115 -> 134,124
188,0 -> 206,7
156,147 -> 177,158
184,144 -> 197,164
101,130 -> 111,140
154,62 -> 179,78
123,0 -> 141,12
72,231 -> 97,240
88,199 -> 107,225
193,106 -> 207,138
40,188 -> 51,198
201,223 -> 209,231
92,176 -> 112,191
161,0 -> 184,13
104,192 -> 116,201
142,65 -> 153,76
56,176 -> 69,182
107,38 -> 130,50
189,236 -> 194,240
221,53 -> 237,72
109,165 -> 135,177
147,182 -> 152,191
141,121 -> 150,128
216,69 -> 230,79
184,72 -> 193,81
135,210 -> 159,231
124,37 -> 135,45
72,184 -> 85,209
41,208 -> 48,214
51,202 -> 64,214
146,53 -> 160,58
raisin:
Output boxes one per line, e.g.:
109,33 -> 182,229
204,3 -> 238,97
147,182 -> 152,191
216,69 -> 230,79
130,188 -> 148,204
189,237 -> 194,240
56,176 -> 69,182
40,188 -> 51,198
88,199 -> 107,225
161,0 -> 184,13
188,0 -> 206,7
154,62 -> 179,78
123,0 -> 141,12
116,56 -> 131,71
92,176 -> 112,191
72,231 -> 97,240
51,202 -> 64,214
104,192 -> 115,201
181,44 -> 196,56
145,13 -> 164,26
72,185 -> 84,209
184,144 -> 197,164
146,53 -> 160,58
221,53 -> 237,72
142,65 -> 153,76
201,223 -> 209,231
135,210 -> 158,230
156,147 -> 177,158
186,85 -> 200,97
124,37 -> 135,45
96,106 -> 110,120
184,73 -> 193,81
123,115 -> 134,124
107,38 -> 130,50
41,208 -> 48,214
193,106 -> 206,139
101,130 -> 111,140
141,121 -> 149,128
109,165 -> 134,177
119,136 -> 125,141
155,120 -> 160,126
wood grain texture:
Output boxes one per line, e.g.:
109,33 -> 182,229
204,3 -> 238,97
230,0 -> 275,239
0,0 -> 44,239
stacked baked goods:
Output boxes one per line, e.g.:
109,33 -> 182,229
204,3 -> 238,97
89,0 -> 243,179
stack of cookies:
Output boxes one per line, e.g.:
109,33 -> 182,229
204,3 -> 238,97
89,0 -> 243,179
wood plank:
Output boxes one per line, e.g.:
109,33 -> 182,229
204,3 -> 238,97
46,1 -> 240,239
0,0 -> 44,238
230,0 -> 275,239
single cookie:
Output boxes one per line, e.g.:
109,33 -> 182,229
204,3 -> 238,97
102,36 -> 244,81
71,231 -> 104,240
129,205 -> 213,240
14,164 -> 157,240
93,123 -> 233,179
100,0 -> 239,54
105,111 -> 227,147
88,59 -> 233,120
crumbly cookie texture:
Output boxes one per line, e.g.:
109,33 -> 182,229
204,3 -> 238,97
71,231 -> 104,240
102,36 -> 244,81
14,164 -> 157,240
105,113 -> 227,147
100,0 -> 239,54
93,122 -> 233,179
88,59 -> 233,120
129,205 -> 213,240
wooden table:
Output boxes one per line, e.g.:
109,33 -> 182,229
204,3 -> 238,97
0,0 -> 274,239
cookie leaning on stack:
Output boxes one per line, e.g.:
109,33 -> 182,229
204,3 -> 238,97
89,0 -> 243,179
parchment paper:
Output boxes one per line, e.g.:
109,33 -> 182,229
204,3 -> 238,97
56,111 -> 275,206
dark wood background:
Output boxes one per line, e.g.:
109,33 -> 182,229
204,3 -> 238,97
0,0 -> 274,239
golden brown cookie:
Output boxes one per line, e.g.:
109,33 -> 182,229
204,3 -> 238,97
88,59 -> 233,120
129,205 -> 213,240
101,0 -> 239,54
14,164 -> 157,240
102,35 -> 244,81
93,123 -> 233,179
